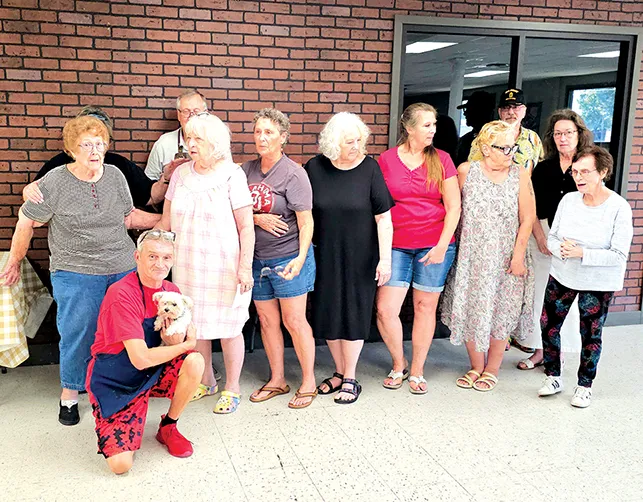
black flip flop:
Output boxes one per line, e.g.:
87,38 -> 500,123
317,372 -> 344,395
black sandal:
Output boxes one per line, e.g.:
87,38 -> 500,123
317,372 -> 344,395
334,378 -> 362,404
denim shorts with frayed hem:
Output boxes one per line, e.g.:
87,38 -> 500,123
384,243 -> 456,292
251,246 -> 315,301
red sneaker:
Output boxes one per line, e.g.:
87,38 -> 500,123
156,416 -> 193,458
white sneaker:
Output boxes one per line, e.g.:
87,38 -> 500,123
538,376 -> 563,396
571,386 -> 592,408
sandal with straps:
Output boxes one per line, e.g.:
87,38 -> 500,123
249,384 -> 290,403
456,370 -> 481,389
317,372 -> 344,395
213,390 -> 241,414
408,375 -> 428,395
382,368 -> 409,390
334,378 -> 362,405
473,371 -> 499,392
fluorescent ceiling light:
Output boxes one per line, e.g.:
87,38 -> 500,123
578,51 -> 620,59
464,70 -> 509,78
406,42 -> 457,54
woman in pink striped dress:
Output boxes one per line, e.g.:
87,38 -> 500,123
156,113 -> 255,414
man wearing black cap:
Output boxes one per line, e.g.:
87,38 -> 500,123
468,88 -> 543,172
455,90 -> 496,166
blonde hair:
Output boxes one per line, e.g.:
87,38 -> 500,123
398,103 -> 444,193
319,112 -> 370,161
184,113 -> 231,163
472,120 -> 514,153
62,116 -> 109,158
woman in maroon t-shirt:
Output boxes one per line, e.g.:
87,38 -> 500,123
376,103 -> 461,394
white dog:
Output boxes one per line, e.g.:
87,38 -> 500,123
152,291 -> 193,338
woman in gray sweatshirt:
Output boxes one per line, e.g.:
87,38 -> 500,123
537,145 -> 633,408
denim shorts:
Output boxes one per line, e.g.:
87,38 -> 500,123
385,243 -> 456,293
251,247 -> 316,301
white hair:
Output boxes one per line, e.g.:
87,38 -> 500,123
185,113 -> 232,163
318,112 -> 370,161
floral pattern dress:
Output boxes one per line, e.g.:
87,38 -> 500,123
441,161 -> 534,352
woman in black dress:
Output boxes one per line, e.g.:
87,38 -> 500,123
304,112 -> 394,404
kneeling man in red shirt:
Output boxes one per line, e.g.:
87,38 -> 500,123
86,229 -> 204,474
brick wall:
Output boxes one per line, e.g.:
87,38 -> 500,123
0,0 -> 641,313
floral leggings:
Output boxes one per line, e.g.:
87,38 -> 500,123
540,276 -> 613,388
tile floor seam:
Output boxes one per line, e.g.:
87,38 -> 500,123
209,412 -> 250,502
272,407 -> 330,502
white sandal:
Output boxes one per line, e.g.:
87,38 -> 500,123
382,368 -> 409,389
409,375 -> 428,395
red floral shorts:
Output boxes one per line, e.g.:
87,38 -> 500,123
88,353 -> 188,458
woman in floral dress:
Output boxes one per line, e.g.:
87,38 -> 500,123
441,121 -> 535,392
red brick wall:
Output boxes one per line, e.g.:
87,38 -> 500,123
1,0 -> 641,312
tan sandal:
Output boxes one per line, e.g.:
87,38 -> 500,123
382,368 -> 409,389
249,384 -> 290,403
456,370 -> 481,389
409,375 -> 427,395
287,389 -> 318,409
473,372 -> 498,392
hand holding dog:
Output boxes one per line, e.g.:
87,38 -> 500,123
160,317 -> 185,346
182,323 -> 197,351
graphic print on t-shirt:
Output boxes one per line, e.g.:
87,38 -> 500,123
248,182 -> 274,213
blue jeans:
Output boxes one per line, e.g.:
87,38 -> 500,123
51,269 -> 133,391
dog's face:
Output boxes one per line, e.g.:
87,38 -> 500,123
152,291 -> 193,320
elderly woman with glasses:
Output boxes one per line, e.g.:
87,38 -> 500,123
0,116 -> 161,426
241,108 -> 317,409
304,112 -> 394,404
537,146 -> 632,408
441,120 -> 536,392
155,113 -> 254,414
517,110 -> 594,370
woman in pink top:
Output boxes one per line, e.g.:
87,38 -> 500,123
376,103 -> 461,394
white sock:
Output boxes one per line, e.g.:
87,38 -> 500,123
61,399 -> 78,408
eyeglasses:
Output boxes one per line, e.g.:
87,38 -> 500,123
553,130 -> 578,139
178,108 -> 208,118
499,104 -> 525,111
260,265 -> 284,277
571,168 -> 597,178
136,229 -> 176,248
491,144 -> 519,156
78,141 -> 108,153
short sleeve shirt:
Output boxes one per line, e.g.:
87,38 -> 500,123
22,165 -> 136,275
379,147 -> 457,249
469,126 -> 543,171
242,155 -> 313,260
90,272 -> 181,356
144,128 -> 189,181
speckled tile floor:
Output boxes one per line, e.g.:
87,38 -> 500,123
1,325 -> 641,502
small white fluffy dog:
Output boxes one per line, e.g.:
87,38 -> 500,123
153,291 -> 193,338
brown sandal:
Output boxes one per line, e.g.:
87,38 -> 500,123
288,389 -> 318,409
249,384 -> 290,403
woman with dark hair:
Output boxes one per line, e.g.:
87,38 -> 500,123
376,103 -> 461,394
538,145 -> 632,408
517,109 -> 593,370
